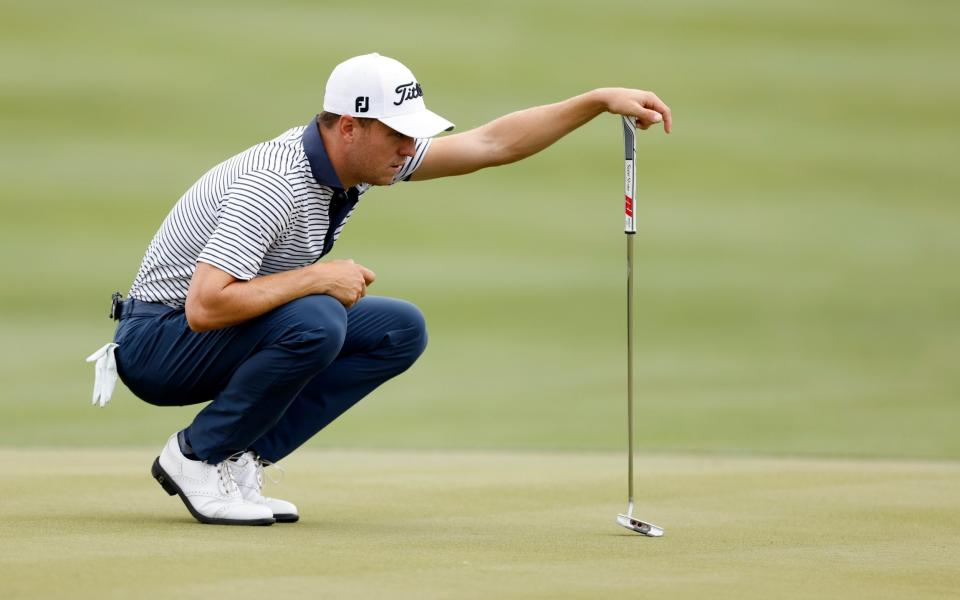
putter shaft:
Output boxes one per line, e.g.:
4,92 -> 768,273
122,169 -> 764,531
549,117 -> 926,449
626,234 -> 635,507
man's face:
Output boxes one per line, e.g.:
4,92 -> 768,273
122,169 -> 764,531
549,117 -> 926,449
348,119 -> 416,186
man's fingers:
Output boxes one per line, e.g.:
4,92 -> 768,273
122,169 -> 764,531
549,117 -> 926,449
658,105 -> 672,134
635,109 -> 670,133
628,91 -> 671,134
642,93 -> 672,133
360,266 -> 376,285
636,109 -> 663,131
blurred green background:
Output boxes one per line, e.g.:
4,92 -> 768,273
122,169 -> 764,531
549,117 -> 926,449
1,0 -> 957,459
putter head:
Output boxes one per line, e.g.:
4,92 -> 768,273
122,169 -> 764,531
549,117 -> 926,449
617,513 -> 664,537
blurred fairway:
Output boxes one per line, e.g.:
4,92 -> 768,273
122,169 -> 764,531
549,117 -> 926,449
1,0 -> 957,458
1,0 -> 958,597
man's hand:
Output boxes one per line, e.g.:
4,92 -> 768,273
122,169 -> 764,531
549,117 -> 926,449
308,259 -> 376,308
597,87 -> 672,133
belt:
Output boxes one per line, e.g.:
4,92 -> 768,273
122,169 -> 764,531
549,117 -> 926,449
115,298 -> 177,320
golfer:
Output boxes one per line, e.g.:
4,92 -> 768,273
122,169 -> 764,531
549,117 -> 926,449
86,53 -> 671,525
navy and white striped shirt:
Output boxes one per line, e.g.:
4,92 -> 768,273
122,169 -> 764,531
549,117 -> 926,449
128,116 -> 431,308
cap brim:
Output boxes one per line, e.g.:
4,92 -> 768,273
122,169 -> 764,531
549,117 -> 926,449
379,109 -> 454,138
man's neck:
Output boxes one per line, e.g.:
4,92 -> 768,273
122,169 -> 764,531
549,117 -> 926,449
317,123 -> 358,189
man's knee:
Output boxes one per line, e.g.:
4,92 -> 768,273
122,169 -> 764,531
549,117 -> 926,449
384,300 -> 428,361
270,295 -> 348,363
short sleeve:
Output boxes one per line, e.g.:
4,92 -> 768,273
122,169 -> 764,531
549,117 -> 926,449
391,137 -> 432,184
197,170 -> 295,280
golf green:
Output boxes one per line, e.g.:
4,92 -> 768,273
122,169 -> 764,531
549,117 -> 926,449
2,449 -> 957,599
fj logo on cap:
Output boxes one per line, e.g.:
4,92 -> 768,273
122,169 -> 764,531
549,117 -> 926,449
393,82 -> 423,106
355,96 -> 370,113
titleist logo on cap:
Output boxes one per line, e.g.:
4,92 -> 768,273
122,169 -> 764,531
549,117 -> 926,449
394,82 -> 423,106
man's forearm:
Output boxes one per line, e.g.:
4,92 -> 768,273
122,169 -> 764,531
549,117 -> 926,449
185,265 -> 317,332
185,260 -> 374,332
477,90 -> 609,166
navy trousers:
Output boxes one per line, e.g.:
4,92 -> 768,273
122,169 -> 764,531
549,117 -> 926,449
113,295 -> 427,463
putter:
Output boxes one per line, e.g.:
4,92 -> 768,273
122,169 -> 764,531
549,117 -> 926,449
616,115 -> 664,537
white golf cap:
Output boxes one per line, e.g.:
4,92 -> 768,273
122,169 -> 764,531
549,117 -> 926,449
323,53 -> 454,138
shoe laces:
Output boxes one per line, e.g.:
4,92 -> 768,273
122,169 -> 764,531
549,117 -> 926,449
216,460 -> 240,496
225,451 -> 283,488
256,456 -> 284,486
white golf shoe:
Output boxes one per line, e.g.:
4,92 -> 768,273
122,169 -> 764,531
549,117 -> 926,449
151,433 -> 275,526
227,451 -> 300,523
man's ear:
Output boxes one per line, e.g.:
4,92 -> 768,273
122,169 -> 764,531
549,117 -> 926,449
338,115 -> 358,142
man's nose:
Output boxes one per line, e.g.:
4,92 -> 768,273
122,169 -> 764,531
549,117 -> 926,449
400,137 -> 415,157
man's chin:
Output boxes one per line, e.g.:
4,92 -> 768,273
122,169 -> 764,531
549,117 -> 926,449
367,174 -> 396,186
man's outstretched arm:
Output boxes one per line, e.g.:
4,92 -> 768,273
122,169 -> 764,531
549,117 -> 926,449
410,87 -> 671,181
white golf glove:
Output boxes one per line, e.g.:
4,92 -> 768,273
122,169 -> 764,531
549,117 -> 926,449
85,343 -> 120,407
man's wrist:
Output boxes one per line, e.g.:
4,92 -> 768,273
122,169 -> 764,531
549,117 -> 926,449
301,262 -> 330,297
581,88 -> 612,115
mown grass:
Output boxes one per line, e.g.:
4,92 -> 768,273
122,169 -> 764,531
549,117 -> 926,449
2,449 -> 958,600
0,1 -> 958,596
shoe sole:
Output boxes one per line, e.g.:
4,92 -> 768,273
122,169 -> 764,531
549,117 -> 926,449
275,513 -> 299,523
151,457 -> 275,526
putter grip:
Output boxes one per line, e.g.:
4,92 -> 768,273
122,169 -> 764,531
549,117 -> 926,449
622,116 -> 637,234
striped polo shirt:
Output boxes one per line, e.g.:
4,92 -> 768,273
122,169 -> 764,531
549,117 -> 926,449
128,116 -> 431,308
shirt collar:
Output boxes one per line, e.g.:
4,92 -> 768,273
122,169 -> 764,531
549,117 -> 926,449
302,115 -> 345,190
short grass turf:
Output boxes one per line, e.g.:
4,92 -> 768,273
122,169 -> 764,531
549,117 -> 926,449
2,2 -> 959,598
2,449 -> 958,600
